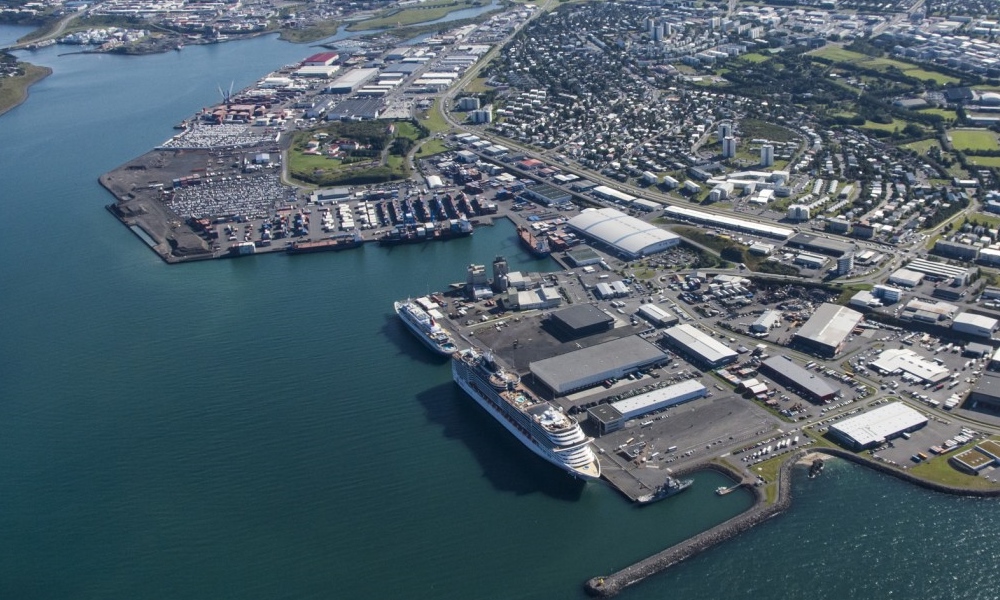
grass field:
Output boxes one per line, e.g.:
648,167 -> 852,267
416,138 -> 449,156
463,77 -> 494,93
740,53 -> 771,64
861,118 -> 909,132
740,118 -> 798,142
417,99 -> 451,133
810,46 -> 959,84
967,155 -> 1000,167
902,138 -> 940,154
949,128 -> 1000,151
347,0 -> 485,30
278,21 -> 342,43
964,213 -> 1000,229
918,107 -> 957,121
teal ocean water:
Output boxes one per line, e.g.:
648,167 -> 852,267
2,28 -> 998,600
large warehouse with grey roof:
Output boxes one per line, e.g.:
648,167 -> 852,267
566,208 -> 680,259
529,335 -> 668,395
793,303 -> 863,357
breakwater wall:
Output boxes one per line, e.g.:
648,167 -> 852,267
584,457 -> 801,597
585,446 -> 1000,597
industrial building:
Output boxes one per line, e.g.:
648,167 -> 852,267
547,304 -> 614,339
900,298 -> 958,323
785,232 -> 852,257
952,312 -> 999,338
751,310 -> 782,334
758,355 -> 837,403
828,402 -> 928,450
326,98 -> 382,120
523,184 -> 572,206
611,380 -> 707,421
869,348 -> 950,384
793,303 -> 863,357
636,304 -> 679,327
663,205 -> 794,240
325,68 -> 379,94
566,208 -> 680,259
530,336 -> 668,395
889,268 -> 925,288
966,372 -> 1000,413
660,324 -> 738,368
513,287 -> 562,311
903,258 -> 972,286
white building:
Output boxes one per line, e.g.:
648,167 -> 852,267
953,312 -> 999,338
761,143 -> 774,167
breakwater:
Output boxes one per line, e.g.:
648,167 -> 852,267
584,458 -> 799,598
585,445 -> 1000,597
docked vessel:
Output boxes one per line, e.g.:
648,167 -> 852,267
636,476 -> 693,505
287,231 -> 363,254
452,348 -> 601,479
517,226 -> 551,258
394,298 -> 458,356
378,218 -> 472,246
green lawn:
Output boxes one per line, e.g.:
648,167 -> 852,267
908,442 -> 1000,490
810,46 -> 958,84
902,138 -> 940,154
949,128 -> 1000,151
740,53 -> 772,64
416,138 -> 449,156
967,155 -> 1000,167
861,118 -> 909,132
463,77 -> 494,94
964,213 -> 1000,229
918,107 -> 957,121
417,99 -> 451,133
0,62 -> 51,116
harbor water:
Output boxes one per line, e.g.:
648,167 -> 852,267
2,26 -> 999,600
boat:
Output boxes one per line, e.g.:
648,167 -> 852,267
394,298 -> 458,356
636,476 -> 693,504
378,218 -> 472,246
452,348 -> 601,480
286,231 -> 363,254
517,225 -> 551,258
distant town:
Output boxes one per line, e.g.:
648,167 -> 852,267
10,0 -> 1000,593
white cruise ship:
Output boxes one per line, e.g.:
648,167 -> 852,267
452,348 -> 601,480
394,299 -> 458,356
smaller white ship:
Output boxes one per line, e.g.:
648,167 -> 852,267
394,298 -> 458,356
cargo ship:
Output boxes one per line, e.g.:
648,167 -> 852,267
378,218 -> 472,246
636,476 -> 693,505
517,226 -> 551,258
394,299 -> 458,356
452,348 -> 601,480
287,231 -> 363,254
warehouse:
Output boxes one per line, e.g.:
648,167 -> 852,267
869,348 -> 950,384
610,380 -> 708,421
566,208 -> 680,259
661,323 -> 738,368
325,68 -> 379,94
952,312 -> 999,338
793,303 -> 863,357
751,310 -> 782,334
888,268 -> 925,288
785,232 -> 852,257
903,258 -> 972,286
662,205 -> 793,240
636,304 -> 679,327
587,404 -> 626,435
547,304 -> 614,339
529,335 -> 669,395
514,287 -> 561,310
523,184 -> 572,206
758,355 -> 837,403
967,372 -> 1000,413
828,402 -> 928,450
326,98 -> 382,120
591,185 -> 637,204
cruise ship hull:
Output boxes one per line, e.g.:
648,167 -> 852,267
394,301 -> 457,357
453,364 -> 601,480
